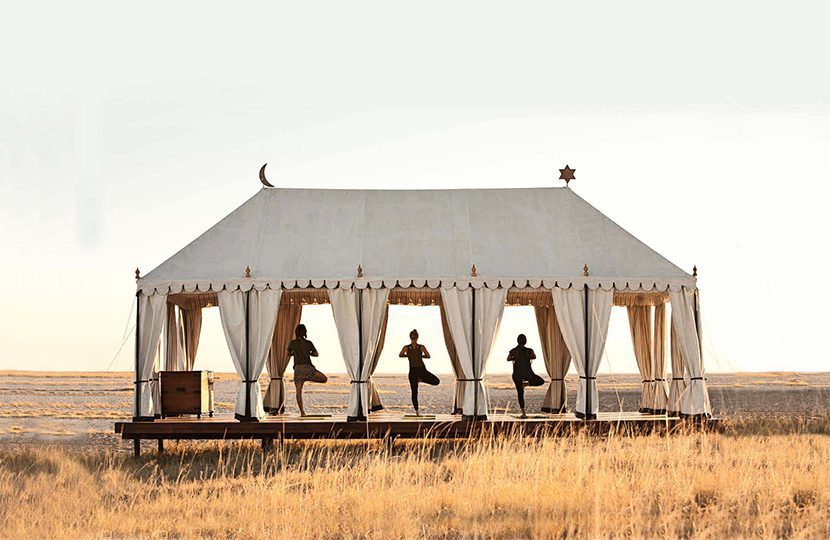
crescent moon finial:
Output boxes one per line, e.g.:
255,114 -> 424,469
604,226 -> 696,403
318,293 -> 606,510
259,163 -> 274,188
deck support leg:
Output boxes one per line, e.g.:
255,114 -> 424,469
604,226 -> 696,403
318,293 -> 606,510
157,439 -> 164,453
262,438 -> 273,452
133,439 -> 141,458
385,435 -> 397,453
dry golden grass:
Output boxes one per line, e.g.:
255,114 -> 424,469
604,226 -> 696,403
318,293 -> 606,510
0,418 -> 828,539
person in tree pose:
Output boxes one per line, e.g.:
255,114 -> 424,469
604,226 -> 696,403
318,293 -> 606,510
399,329 -> 440,416
508,333 -> 544,418
288,324 -> 328,416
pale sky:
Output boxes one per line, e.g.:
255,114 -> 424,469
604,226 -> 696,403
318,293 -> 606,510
1,1 -> 829,375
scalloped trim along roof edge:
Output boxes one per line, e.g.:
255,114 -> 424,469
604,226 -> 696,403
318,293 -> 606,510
137,276 -> 697,296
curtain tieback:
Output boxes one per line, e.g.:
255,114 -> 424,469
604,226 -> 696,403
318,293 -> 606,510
350,380 -> 368,384
549,378 -> 565,381
654,378 -> 665,382
134,379 -> 152,384
457,378 -> 482,382
689,377 -> 706,381
269,377 -> 283,381
671,377 -> 685,381
641,379 -> 654,383
579,376 -> 596,380
242,379 -> 259,383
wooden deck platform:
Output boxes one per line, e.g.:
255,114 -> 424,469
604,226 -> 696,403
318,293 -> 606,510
115,412 -> 720,456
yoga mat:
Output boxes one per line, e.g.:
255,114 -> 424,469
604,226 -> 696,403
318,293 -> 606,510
403,414 -> 436,419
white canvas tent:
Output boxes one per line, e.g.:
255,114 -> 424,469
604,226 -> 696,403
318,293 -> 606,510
134,186 -> 711,422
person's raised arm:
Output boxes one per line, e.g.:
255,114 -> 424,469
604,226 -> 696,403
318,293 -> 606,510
308,341 -> 319,357
507,349 -> 515,362
399,346 -> 409,358
529,348 -> 537,360
420,345 -> 431,359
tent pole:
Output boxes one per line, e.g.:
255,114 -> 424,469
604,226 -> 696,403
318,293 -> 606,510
357,287 -> 364,421
583,284 -> 591,421
693,288 -> 702,357
134,292 -> 141,421
471,286 -> 477,421
245,289 -> 251,420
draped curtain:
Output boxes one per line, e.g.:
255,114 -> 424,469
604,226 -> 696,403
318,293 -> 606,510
669,288 -> 711,417
651,303 -> 669,414
164,303 -> 186,371
164,304 -> 202,372
367,304 -> 389,412
534,305 -> 571,413
218,288 -> 281,420
263,303 -> 302,414
440,287 -> 507,418
627,305 -> 654,413
180,307 -> 202,370
552,288 -> 613,419
439,302 -> 465,414
135,293 -> 166,419
668,323 -> 686,415
330,288 -> 389,420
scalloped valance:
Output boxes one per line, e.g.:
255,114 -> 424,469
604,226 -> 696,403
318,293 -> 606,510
139,276 -> 695,296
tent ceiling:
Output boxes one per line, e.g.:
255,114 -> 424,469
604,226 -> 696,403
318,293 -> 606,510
140,187 -> 693,295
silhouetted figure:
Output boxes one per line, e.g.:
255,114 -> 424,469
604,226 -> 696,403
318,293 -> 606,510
288,324 -> 328,416
508,334 -> 544,418
399,329 -> 439,416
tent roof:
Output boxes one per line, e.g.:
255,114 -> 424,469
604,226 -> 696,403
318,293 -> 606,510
139,187 -> 694,294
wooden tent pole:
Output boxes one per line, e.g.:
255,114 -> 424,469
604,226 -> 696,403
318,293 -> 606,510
357,287 -> 365,421
134,292 -> 141,420
583,283 -> 591,421
245,289 -> 251,420
471,286 -> 477,421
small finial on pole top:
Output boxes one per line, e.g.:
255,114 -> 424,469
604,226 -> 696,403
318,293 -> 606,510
356,264 -> 363,278
583,264 -> 589,277
471,264 -> 477,277
244,265 -> 252,278
693,265 -> 698,278
135,268 -> 140,281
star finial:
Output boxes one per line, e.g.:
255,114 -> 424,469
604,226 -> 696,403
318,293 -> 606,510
559,165 -> 576,186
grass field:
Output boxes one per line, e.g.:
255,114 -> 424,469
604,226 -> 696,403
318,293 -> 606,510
2,417 -> 829,539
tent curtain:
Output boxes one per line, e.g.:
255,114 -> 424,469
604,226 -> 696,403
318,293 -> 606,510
651,303 -> 669,413
367,304 -> 389,412
670,288 -> 711,417
180,307 -> 202,370
627,305 -> 654,413
135,293 -> 167,419
552,288 -> 613,419
218,288 -> 281,421
263,303 -> 302,414
329,288 -> 389,420
440,287 -> 507,418
439,301 -> 465,414
668,322 -> 686,415
534,305 -> 571,413
164,303 -> 185,371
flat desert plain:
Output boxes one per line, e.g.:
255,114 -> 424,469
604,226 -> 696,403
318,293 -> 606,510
0,371 -> 828,449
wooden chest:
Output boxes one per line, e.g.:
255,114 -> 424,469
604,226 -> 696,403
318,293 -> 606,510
159,371 -> 214,418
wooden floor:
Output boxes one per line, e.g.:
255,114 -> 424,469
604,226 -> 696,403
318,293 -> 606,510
115,411 -> 719,455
